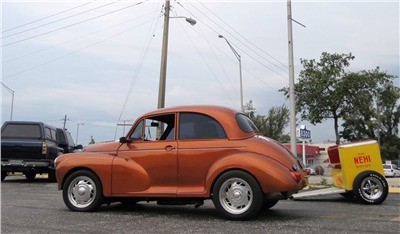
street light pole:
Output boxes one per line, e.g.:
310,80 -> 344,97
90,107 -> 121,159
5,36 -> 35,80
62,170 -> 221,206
76,123 -> 84,144
1,82 -> 15,121
287,0 -> 297,156
218,35 -> 244,112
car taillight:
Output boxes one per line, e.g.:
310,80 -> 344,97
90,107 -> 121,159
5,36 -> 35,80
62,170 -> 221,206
42,141 -> 47,154
291,172 -> 302,182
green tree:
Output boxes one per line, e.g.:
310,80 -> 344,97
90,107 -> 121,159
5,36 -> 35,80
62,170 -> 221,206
342,80 -> 400,160
281,52 -> 355,144
281,52 -> 394,145
244,101 -> 290,142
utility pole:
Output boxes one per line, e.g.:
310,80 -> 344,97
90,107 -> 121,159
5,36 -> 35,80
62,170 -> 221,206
62,115 -> 69,130
158,0 -> 170,110
287,0 -> 297,156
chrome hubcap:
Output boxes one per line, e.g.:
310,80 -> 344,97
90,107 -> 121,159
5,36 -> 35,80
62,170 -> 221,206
219,178 -> 253,214
360,177 -> 383,200
68,176 -> 96,208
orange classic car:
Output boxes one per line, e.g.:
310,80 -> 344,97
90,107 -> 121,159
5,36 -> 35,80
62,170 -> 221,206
55,105 -> 306,220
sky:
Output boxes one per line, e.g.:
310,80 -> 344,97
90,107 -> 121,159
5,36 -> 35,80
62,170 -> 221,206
1,0 -> 399,145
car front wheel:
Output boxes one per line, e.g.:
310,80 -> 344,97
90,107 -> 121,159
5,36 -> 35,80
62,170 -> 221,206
63,170 -> 103,211
212,170 -> 263,220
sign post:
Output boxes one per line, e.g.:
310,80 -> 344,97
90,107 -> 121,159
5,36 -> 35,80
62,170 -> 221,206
298,125 -> 311,167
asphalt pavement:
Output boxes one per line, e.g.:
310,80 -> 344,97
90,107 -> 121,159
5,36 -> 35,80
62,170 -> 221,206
1,175 -> 400,233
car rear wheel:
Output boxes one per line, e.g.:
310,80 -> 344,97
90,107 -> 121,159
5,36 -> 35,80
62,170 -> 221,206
353,171 -> 388,204
262,199 -> 279,209
212,170 -> 263,220
63,170 -> 103,211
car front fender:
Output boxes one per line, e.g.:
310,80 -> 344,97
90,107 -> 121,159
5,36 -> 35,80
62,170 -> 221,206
56,153 -> 114,196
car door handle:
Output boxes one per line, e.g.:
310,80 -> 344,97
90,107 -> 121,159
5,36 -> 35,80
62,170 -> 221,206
164,145 -> 175,151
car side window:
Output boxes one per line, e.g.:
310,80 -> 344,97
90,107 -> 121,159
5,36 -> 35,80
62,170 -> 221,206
45,127 -> 57,141
179,113 -> 226,140
129,120 -> 144,141
128,114 -> 175,141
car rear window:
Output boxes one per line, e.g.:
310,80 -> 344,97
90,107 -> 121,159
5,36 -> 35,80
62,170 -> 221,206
179,113 -> 226,139
1,124 -> 42,139
235,114 -> 259,133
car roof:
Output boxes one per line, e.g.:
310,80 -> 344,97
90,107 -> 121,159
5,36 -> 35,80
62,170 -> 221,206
141,105 -> 255,140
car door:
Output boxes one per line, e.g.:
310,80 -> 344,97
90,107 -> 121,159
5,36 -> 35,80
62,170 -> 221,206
176,112 -> 231,196
112,114 -> 178,196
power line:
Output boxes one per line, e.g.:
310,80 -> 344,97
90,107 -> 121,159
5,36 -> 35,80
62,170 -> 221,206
2,0 -> 149,47
2,0 -> 97,33
2,0 -> 122,39
196,1 -> 290,73
115,5 -> 163,137
3,9 -> 159,64
177,2 -> 289,81
172,10 -> 237,108
3,18 -> 156,79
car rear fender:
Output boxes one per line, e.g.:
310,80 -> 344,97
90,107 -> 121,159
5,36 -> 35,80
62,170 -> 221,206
56,153 -> 113,196
206,153 -> 300,196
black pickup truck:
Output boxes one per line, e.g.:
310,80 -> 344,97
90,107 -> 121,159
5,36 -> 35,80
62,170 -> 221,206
1,121 -> 82,181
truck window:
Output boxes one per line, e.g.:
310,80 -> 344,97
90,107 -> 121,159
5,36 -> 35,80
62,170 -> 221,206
1,124 -> 41,139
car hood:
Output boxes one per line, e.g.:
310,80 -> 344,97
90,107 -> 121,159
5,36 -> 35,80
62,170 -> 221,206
83,141 -> 121,153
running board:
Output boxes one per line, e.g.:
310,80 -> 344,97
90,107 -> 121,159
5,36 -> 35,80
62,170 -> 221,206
291,187 -> 346,199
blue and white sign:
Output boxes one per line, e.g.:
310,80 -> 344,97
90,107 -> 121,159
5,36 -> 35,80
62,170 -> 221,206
300,129 -> 311,139
297,126 -> 311,139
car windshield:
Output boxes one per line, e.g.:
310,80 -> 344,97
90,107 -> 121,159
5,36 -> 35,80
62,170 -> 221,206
383,165 -> 391,169
235,114 -> 259,133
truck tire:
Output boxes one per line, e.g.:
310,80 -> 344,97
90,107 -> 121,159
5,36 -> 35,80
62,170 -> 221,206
24,171 -> 36,181
48,170 -> 57,182
63,170 -> 103,212
212,170 -> 263,220
353,171 -> 388,204
1,172 -> 7,181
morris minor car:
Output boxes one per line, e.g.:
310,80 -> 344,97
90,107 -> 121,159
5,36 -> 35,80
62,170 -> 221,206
55,106 -> 306,220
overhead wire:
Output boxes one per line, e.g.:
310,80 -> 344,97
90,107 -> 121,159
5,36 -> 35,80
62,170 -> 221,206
2,0 -> 97,33
3,9 -> 159,64
2,0 -> 150,47
175,2 -> 281,92
114,4 -> 164,139
187,16 -> 278,93
177,2 -> 289,82
3,0 -> 122,38
3,18 -> 156,80
196,0 -> 290,73
171,9 -> 238,108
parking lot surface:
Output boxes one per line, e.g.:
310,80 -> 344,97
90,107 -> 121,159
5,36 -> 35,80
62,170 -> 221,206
1,175 -> 400,233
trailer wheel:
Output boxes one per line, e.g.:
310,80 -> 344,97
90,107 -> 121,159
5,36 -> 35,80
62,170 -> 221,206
353,171 -> 388,204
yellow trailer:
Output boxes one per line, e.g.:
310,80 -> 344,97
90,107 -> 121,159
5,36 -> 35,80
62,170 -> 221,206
293,140 -> 388,204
